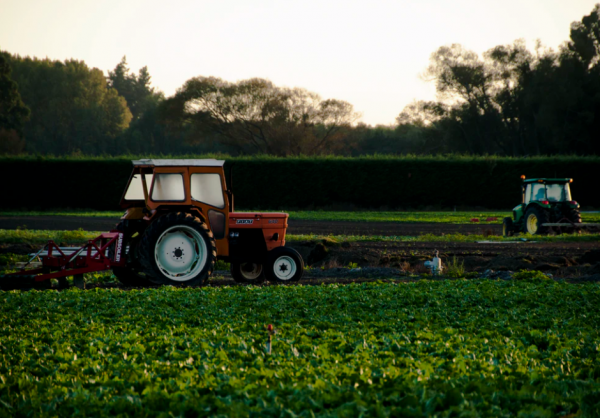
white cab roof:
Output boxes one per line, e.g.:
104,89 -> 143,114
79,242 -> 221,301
132,159 -> 225,167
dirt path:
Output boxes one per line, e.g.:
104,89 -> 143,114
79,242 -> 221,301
0,216 -> 500,236
2,216 -> 598,288
3,239 -> 599,291
287,240 -> 600,276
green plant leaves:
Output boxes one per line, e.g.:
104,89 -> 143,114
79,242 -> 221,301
0,280 -> 599,416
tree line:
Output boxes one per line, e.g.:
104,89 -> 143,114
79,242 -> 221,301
1,4 -> 600,156
398,4 -> 600,156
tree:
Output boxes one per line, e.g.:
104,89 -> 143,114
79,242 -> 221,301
7,55 -> 132,154
415,42 -> 546,155
160,77 -> 360,156
566,4 -> 600,68
0,53 -> 29,154
419,44 -> 502,154
554,4 -> 600,155
108,56 -> 163,121
401,5 -> 600,157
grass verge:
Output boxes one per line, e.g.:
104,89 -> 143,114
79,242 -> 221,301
287,232 -> 600,243
4,210 -> 600,223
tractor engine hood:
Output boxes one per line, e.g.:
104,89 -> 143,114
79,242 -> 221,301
229,212 -> 289,229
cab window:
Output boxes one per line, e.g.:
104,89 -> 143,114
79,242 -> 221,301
524,184 -> 532,204
546,184 -> 571,202
190,173 -> 225,208
124,174 -> 153,200
530,184 -> 546,202
151,173 -> 185,201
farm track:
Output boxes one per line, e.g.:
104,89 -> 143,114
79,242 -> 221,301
335,240 -> 599,257
284,240 -> 600,281
0,215 -> 501,236
1,216 -> 599,289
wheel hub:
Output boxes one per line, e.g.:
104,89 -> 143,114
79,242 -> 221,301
273,256 -> 296,280
240,263 -> 263,280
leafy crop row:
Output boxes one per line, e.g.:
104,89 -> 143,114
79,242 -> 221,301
1,280 -> 599,417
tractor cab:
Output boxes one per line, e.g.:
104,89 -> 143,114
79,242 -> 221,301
523,179 -> 573,205
503,176 -> 581,236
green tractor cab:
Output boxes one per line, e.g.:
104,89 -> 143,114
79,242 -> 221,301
503,176 -> 581,236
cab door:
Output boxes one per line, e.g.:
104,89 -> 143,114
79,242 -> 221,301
189,167 -> 230,256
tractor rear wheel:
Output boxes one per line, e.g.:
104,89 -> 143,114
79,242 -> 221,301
112,221 -> 153,287
502,217 -> 514,237
139,212 -> 216,286
231,262 -> 265,284
264,247 -> 304,283
524,207 -> 550,235
567,208 -> 582,224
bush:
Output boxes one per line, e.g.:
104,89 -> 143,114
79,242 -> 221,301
444,256 -> 465,278
512,270 -> 551,282
1,155 -> 598,210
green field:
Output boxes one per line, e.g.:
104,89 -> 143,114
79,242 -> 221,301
1,279 -> 599,417
1,229 -> 599,246
2,210 -> 600,224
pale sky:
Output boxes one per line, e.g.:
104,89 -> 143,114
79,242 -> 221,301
1,0 -> 598,125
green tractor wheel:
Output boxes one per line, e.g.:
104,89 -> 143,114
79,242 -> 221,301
524,207 -> 550,235
502,217 -> 514,237
567,208 -> 582,224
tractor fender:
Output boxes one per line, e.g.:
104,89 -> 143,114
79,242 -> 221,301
523,202 -> 551,218
512,204 -> 524,222
527,201 -> 552,210
148,207 -> 208,225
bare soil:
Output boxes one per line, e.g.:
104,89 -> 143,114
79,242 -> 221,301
3,240 -> 599,289
1,216 -> 599,287
286,240 -> 600,280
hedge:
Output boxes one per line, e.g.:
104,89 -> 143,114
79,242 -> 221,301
1,155 -> 598,210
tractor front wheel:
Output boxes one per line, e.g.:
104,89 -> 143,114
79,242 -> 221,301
524,207 -> 550,235
265,247 -> 304,283
139,212 -> 216,286
231,262 -> 265,284
502,217 -> 514,237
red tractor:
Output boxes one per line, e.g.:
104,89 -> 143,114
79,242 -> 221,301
2,159 -> 304,289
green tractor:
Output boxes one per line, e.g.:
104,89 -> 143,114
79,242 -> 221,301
503,176 -> 581,236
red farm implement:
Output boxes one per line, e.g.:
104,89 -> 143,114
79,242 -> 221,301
1,232 -> 125,290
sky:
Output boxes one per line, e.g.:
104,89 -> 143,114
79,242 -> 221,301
1,0 -> 598,125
